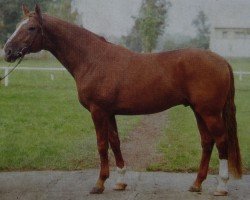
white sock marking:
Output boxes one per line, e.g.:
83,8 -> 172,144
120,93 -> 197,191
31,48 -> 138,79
217,159 -> 229,192
116,166 -> 126,184
219,159 -> 229,180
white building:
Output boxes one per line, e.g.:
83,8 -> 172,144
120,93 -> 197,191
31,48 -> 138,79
209,3 -> 250,58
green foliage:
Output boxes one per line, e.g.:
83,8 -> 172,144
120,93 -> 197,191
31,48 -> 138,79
162,11 -> 210,51
121,18 -> 143,52
192,11 -> 210,49
123,0 -> 171,53
139,0 -> 171,52
48,0 -> 78,23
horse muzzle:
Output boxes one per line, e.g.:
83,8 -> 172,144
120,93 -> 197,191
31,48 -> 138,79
4,46 -> 26,63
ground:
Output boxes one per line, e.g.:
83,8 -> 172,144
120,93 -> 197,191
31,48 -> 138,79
110,111 -> 166,170
1,170 -> 249,200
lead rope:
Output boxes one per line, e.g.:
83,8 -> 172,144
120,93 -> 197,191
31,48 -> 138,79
0,56 -> 24,81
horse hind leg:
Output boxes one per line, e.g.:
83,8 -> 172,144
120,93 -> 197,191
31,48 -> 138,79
202,113 -> 229,196
189,112 -> 214,192
108,115 -> 127,191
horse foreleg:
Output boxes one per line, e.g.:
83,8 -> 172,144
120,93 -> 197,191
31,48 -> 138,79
189,112 -> 214,192
90,106 -> 109,194
108,115 -> 127,191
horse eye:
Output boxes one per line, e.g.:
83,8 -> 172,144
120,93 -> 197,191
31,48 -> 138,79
28,27 -> 36,31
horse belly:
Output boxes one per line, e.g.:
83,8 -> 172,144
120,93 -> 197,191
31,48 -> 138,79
115,87 -> 184,115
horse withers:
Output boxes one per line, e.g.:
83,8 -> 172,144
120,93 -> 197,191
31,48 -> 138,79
3,4 -> 242,196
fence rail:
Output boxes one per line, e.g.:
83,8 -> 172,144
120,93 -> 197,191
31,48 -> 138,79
233,71 -> 250,81
0,66 -> 250,87
0,67 -> 66,86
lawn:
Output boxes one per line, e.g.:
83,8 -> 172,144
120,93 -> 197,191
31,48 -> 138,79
0,57 -> 140,170
0,57 -> 249,172
148,58 -> 250,173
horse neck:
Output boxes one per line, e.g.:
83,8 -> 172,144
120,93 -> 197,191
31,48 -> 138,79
42,15 -> 106,76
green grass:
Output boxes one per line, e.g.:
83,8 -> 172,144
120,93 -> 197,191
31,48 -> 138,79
1,57 -> 249,172
228,58 -> 250,71
0,56 -> 61,68
0,58 -> 140,170
148,59 -> 250,173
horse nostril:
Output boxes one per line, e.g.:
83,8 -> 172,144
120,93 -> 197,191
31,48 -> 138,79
7,49 -> 12,56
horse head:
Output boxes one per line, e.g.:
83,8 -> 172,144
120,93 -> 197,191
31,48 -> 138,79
3,4 -> 44,62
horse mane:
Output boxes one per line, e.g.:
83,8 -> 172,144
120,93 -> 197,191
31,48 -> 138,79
42,14 -> 112,45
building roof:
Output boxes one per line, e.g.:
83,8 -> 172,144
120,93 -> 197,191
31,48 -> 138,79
210,1 -> 250,29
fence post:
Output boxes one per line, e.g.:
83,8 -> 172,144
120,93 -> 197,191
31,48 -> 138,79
50,74 -> 54,80
4,68 -> 9,87
239,72 -> 243,81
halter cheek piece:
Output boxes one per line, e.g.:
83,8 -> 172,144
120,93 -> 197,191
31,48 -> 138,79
0,22 -> 44,81
19,23 -> 44,57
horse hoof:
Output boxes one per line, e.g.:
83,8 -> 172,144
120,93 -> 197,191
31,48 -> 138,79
90,186 -> 104,194
189,185 -> 202,192
214,190 -> 228,196
113,183 -> 127,191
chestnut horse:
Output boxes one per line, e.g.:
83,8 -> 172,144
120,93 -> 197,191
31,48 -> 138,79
3,5 -> 241,196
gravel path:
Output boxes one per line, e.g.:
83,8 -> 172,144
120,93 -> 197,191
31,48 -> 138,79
115,111 -> 167,170
0,170 -> 249,200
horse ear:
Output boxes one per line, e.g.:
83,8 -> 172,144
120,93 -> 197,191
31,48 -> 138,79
22,4 -> 30,16
35,4 -> 43,25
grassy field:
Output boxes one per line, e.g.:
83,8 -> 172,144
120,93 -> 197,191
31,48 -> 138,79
148,59 -> 250,173
0,57 -> 249,172
0,58 -> 140,170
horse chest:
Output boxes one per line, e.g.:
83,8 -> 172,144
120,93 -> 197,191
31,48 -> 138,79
77,81 -> 117,110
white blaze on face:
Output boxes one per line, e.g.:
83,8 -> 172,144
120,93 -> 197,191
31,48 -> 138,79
6,19 -> 29,45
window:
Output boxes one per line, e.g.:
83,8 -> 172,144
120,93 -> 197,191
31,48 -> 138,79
235,31 -> 245,39
222,31 -> 228,39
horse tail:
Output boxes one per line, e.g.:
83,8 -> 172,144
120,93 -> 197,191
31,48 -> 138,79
223,64 -> 242,178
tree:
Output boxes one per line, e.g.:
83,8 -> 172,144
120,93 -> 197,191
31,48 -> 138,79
139,0 -> 171,52
192,10 -> 210,49
122,0 -> 171,53
121,17 -> 143,52
48,0 -> 79,23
